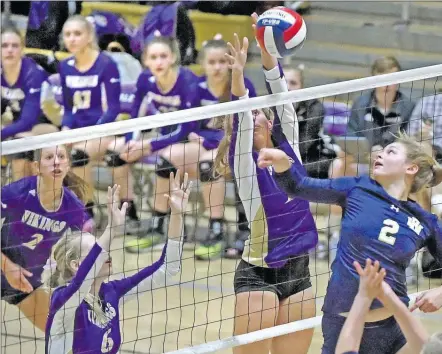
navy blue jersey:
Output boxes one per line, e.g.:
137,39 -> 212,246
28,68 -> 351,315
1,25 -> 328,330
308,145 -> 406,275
127,67 -> 200,152
197,75 -> 256,150
1,176 -> 90,293
1,56 -> 48,139
59,52 -> 121,129
45,239 -> 183,354
275,163 -> 442,313
229,65 -> 318,268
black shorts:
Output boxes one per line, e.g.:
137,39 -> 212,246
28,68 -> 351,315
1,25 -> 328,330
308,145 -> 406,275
234,254 -> 311,300
1,284 -> 40,305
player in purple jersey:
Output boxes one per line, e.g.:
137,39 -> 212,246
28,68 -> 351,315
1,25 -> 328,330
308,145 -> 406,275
59,15 -> 142,234
1,27 -> 59,181
1,144 -> 93,331
44,173 -> 190,354
192,36 -> 258,260
259,133 -> 442,353
119,36 -> 201,252
214,31 -> 318,354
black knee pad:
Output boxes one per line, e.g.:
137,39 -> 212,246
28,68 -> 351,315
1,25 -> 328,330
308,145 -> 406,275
199,160 -> 220,183
104,150 -> 127,167
11,151 -> 34,161
71,149 -> 90,167
155,156 -> 177,178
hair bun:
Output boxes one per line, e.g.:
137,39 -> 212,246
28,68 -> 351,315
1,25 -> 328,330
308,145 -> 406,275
297,63 -> 305,71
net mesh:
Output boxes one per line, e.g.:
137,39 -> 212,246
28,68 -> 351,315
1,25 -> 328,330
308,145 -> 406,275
1,66 -> 442,354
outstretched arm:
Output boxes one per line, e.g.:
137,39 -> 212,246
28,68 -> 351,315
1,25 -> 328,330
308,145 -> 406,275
251,12 -> 301,160
225,34 -> 264,225
336,260 -> 386,354
112,172 -> 191,302
380,282 -> 429,353
50,186 -> 127,313
257,148 -> 358,206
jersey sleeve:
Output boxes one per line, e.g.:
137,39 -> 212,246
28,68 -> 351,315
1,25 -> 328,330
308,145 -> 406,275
426,219 -> 442,267
1,65 -> 46,139
274,158 -> 359,206
111,240 -> 183,303
264,64 -> 301,162
245,77 -> 257,98
0,183 -> 17,226
49,243 -> 108,316
96,59 -> 121,125
228,91 -> 264,227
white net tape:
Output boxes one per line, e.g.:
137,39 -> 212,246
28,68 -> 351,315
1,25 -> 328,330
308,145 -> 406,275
166,292 -> 428,354
2,64 -> 442,155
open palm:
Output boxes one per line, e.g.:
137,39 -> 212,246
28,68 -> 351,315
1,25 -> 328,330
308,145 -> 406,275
225,33 -> 249,73
107,184 -> 128,227
165,170 -> 191,214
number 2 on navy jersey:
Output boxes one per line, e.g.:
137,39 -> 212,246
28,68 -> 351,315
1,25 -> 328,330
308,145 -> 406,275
378,219 -> 399,246
101,328 -> 114,353
73,90 -> 91,111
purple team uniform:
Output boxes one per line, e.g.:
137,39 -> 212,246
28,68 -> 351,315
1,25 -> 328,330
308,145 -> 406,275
275,161 -> 442,353
45,239 -> 183,354
230,64 -> 318,299
126,67 -> 200,152
1,56 -> 49,140
59,52 -> 121,129
1,176 -> 90,304
196,76 -> 256,151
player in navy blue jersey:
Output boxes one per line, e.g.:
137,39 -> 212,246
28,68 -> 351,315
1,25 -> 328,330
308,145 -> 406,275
192,36 -> 257,260
335,259 -> 433,354
59,15 -> 142,234
214,30 -> 318,354
44,173 -> 190,354
1,27 -> 59,181
258,134 -> 442,353
1,144 -> 93,331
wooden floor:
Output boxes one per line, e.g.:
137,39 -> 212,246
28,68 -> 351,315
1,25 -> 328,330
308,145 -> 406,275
2,210 -> 442,354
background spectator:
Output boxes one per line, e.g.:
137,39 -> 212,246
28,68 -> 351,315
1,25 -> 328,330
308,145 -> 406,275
285,65 -> 336,179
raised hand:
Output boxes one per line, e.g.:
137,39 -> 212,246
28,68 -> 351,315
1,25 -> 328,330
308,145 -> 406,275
225,33 -> 249,74
107,184 -> 128,228
164,170 -> 191,215
354,259 -> 386,300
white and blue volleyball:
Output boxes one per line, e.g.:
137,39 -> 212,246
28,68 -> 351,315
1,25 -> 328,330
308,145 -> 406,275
256,7 -> 307,58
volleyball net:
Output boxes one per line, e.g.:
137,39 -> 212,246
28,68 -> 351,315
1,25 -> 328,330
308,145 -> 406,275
1,65 -> 442,353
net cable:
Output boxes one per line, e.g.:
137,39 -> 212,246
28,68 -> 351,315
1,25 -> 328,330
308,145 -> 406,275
2,64 -> 442,155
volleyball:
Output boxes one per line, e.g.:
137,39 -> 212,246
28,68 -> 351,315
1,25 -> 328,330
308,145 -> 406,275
256,6 -> 307,58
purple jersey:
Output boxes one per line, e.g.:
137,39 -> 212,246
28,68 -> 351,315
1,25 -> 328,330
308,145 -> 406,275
229,65 -> 318,268
275,164 -> 442,313
45,239 -> 183,354
197,76 -> 256,150
127,67 -> 200,152
1,176 -> 89,292
59,52 -> 121,129
1,56 -> 48,140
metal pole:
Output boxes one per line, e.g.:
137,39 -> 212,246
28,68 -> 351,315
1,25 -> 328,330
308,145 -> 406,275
401,2 -> 410,24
